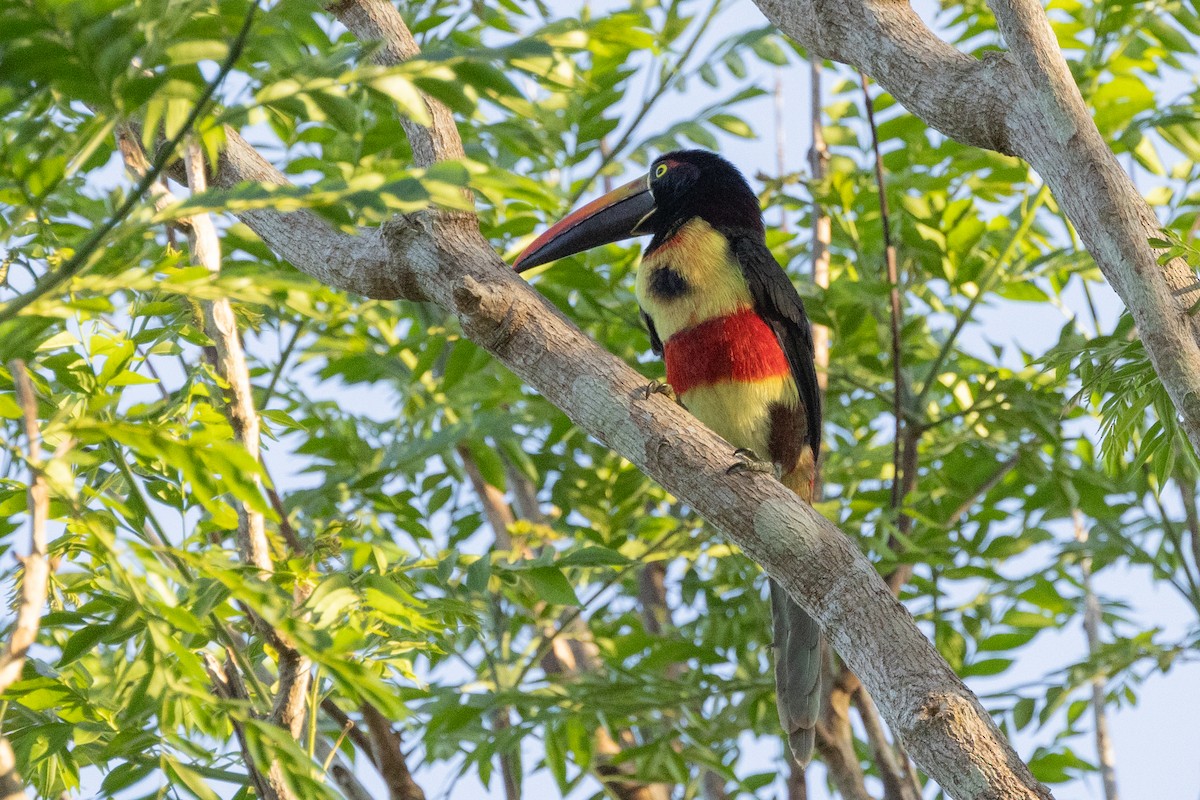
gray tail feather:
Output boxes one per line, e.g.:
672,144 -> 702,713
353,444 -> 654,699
770,579 -> 822,766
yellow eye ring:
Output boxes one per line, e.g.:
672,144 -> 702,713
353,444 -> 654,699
654,163 -> 668,178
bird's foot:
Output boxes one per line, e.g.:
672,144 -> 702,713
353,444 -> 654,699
644,379 -> 678,403
726,448 -> 782,480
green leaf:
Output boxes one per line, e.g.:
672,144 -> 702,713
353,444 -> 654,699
526,566 -> 580,606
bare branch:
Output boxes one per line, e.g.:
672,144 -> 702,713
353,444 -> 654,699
814,665 -> 872,800
854,689 -> 921,800
457,445 -> 516,551
0,361 -> 51,693
204,652 -> 278,800
361,704 -> 427,800
1073,512 -> 1119,800
0,360 -> 54,800
753,0 -> 1200,458
184,140 -> 273,572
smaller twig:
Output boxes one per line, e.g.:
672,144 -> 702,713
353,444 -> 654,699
945,450 -> 1024,528
260,321 -> 306,410
1073,512 -> 1120,800
0,360 -> 54,800
860,72 -> 906,517
852,689 -> 920,800
315,734 -> 375,800
361,703 -> 427,800
0,361 -> 52,694
319,698 -> 375,757
204,652 -> 277,800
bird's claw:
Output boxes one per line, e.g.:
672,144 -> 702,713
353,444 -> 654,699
727,448 -> 782,480
644,380 -> 677,403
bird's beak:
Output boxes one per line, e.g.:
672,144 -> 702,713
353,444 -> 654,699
514,174 -> 656,272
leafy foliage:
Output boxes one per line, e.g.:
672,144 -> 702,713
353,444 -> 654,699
1,0 -> 1199,799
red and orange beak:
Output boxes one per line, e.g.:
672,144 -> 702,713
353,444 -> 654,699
514,175 -> 656,272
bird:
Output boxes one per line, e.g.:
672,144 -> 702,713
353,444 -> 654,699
514,149 -> 823,766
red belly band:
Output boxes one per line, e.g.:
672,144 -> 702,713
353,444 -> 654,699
663,308 -> 790,395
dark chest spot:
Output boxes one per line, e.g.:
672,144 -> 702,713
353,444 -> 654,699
647,265 -> 690,300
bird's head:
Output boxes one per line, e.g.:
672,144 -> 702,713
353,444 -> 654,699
514,149 -> 763,272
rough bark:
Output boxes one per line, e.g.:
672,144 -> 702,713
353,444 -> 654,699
752,0 -> 1200,458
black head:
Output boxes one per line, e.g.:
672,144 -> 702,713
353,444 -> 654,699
644,150 -> 764,242
514,149 -> 763,272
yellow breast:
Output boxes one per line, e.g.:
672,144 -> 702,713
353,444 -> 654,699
634,218 -> 754,341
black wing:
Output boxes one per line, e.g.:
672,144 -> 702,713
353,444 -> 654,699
640,307 -> 664,356
729,235 -> 822,455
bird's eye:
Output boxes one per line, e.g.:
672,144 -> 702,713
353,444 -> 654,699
654,163 -> 668,178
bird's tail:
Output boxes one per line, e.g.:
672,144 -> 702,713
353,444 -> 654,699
773,453 -> 822,766
771,581 -> 821,765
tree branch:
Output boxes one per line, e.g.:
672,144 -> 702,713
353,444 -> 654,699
203,651 -> 278,800
326,0 -> 462,166
361,703 -> 427,800
1073,512 -> 1119,800
0,360 -> 53,800
752,0 -> 1200,458
853,689 -> 921,800
181,139 -> 312,799
813,665 -> 872,800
